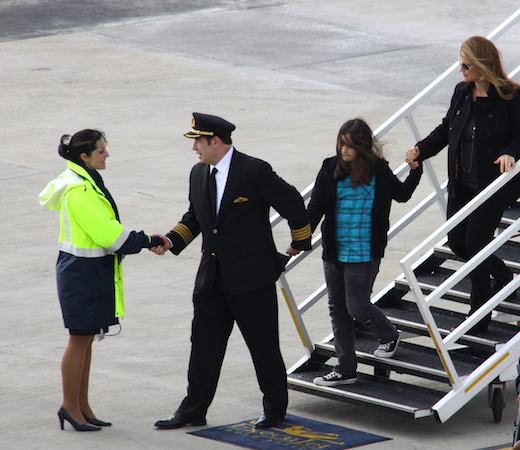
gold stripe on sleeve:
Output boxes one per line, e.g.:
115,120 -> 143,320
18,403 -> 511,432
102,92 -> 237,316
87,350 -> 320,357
172,223 -> 194,245
291,224 -> 311,241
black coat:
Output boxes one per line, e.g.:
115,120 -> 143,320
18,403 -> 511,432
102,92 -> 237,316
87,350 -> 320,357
166,150 -> 311,295
416,82 -> 520,195
307,156 -> 422,262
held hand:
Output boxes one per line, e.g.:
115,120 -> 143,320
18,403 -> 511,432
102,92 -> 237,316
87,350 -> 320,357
405,146 -> 420,162
408,160 -> 420,170
149,246 -> 166,255
157,234 -> 172,250
494,154 -> 515,173
286,246 -> 301,257
149,234 -> 171,255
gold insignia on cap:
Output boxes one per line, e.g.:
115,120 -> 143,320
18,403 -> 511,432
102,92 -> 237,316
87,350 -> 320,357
191,117 -> 195,127
192,129 -> 214,136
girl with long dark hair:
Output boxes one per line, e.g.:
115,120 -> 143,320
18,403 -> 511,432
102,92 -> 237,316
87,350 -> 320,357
307,118 -> 422,386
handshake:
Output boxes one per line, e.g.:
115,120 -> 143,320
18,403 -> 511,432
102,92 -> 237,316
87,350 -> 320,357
148,234 -> 171,255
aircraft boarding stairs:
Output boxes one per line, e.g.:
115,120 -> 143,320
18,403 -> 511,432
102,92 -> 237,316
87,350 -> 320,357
274,8 -> 520,423
286,205 -> 520,422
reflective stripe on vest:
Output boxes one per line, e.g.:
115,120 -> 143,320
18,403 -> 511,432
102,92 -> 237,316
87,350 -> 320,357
59,243 -> 111,257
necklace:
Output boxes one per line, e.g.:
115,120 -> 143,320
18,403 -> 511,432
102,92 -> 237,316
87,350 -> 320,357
460,99 -> 476,174
461,124 -> 476,174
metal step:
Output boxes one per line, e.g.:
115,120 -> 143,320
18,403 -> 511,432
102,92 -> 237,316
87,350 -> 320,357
288,364 -> 445,419
314,332 -> 484,383
379,300 -> 519,352
499,203 -> 520,229
395,267 -> 520,315
434,240 -> 520,271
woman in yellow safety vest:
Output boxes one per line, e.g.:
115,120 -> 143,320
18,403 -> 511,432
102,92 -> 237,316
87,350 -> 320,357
39,129 -> 166,432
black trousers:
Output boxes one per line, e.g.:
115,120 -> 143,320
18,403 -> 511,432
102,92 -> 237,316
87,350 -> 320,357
177,278 -> 288,420
323,259 -> 397,376
447,184 -> 512,327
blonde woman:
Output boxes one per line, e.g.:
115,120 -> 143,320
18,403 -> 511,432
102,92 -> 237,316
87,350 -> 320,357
406,36 -> 520,332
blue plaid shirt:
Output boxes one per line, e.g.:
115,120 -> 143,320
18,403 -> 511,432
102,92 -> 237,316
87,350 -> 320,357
335,176 -> 376,263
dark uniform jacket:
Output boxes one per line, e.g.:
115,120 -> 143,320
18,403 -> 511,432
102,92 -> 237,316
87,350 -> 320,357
416,81 -> 520,195
166,150 -> 311,295
307,156 -> 422,263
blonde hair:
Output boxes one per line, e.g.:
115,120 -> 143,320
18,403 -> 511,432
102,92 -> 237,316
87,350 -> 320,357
460,36 -> 519,100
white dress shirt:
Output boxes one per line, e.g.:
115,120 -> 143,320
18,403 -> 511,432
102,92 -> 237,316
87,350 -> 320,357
210,146 -> 234,215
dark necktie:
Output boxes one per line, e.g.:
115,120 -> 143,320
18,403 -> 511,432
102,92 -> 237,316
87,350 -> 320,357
208,167 -> 218,219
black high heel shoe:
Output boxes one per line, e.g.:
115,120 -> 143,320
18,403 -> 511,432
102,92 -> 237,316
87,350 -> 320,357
83,411 -> 112,427
57,406 -> 101,431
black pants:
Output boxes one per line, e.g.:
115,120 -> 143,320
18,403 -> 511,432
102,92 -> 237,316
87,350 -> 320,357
323,260 -> 397,376
447,184 -> 512,327
177,279 -> 287,420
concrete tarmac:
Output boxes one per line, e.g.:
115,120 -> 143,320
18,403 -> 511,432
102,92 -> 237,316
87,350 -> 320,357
1,1 -> 520,449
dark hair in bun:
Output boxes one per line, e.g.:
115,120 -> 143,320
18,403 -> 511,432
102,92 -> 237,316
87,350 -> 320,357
57,129 -> 106,163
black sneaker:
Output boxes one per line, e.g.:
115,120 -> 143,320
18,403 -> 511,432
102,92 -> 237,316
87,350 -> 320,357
374,333 -> 401,358
312,370 -> 357,386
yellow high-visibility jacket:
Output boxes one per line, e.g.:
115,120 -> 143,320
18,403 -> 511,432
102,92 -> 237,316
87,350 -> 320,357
39,161 -> 150,330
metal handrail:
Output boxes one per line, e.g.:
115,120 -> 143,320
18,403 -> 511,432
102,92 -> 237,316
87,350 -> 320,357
401,165 -> 520,270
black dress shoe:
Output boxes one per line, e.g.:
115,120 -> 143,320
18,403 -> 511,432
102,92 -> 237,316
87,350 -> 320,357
254,414 -> 283,429
154,412 -> 206,429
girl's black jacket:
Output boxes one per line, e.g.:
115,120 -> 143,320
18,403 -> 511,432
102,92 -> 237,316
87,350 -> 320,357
307,156 -> 422,262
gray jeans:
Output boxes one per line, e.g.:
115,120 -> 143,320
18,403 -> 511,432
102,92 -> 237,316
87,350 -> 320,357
323,259 -> 397,376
